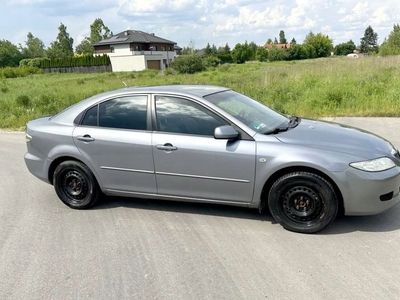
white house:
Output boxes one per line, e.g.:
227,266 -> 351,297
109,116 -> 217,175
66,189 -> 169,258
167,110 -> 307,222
93,30 -> 180,72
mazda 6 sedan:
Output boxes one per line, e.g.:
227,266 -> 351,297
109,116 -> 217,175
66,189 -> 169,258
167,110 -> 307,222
24,85 -> 400,233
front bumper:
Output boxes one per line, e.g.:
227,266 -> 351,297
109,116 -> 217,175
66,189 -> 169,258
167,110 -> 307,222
334,166 -> 400,215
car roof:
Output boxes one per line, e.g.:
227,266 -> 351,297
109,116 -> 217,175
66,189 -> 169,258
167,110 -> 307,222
50,85 -> 231,124
112,85 -> 230,98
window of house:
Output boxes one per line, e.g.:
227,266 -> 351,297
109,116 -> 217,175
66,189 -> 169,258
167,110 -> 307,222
110,46 -> 115,53
152,46 -> 157,51
155,96 -> 228,136
161,46 -> 165,51
98,96 -> 148,130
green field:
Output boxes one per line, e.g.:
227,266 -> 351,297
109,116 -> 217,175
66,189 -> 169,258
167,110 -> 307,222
1,56 -> 400,129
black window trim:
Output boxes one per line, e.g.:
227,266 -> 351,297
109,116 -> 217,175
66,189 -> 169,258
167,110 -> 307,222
77,94 -> 151,131
150,93 -> 254,141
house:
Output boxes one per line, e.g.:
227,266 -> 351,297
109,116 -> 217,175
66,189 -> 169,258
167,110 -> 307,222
93,30 -> 179,72
264,43 -> 291,50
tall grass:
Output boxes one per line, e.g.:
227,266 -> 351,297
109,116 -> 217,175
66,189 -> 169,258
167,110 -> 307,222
1,56 -> 400,129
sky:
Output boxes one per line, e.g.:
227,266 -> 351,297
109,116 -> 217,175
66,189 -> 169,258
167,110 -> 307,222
1,0 -> 399,50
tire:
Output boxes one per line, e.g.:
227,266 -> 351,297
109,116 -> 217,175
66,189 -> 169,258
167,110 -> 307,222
268,172 -> 338,234
53,160 -> 100,209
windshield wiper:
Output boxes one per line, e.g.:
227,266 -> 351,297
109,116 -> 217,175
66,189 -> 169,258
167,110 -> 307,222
288,116 -> 301,128
263,126 -> 289,135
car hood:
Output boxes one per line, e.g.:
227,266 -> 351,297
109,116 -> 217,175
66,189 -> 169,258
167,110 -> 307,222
275,119 -> 394,159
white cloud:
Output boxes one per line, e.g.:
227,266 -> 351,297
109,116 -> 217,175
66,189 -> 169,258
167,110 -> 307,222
370,6 -> 389,25
1,0 -> 400,49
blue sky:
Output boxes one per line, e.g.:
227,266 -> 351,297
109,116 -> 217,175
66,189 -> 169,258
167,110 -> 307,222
1,0 -> 399,50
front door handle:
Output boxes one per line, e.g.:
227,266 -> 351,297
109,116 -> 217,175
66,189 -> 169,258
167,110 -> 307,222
77,134 -> 95,142
156,143 -> 178,151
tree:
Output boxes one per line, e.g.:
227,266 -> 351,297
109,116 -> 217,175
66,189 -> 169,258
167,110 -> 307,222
47,23 -> 74,58
268,46 -> 289,61
334,40 -> 356,56
231,43 -> 252,64
290,38 -> 297,45
255,46 -> 268,62
279,30 -> 287,44
304,32 -> 333,57
248,41 -> 258,60
304,31 -> 315,43
204,43 -> 212,55
90,18 -> 113,43
266,38 -> 273,44
302,44 -> 317,59
75,37 -> 94,55
211,44 -> 217,55
0,40 -> 23,67
223,43 -> 231,54
76,18 -> 113,55
19,32 -> 46,58
274,37 -> 278,44
379,24 -> 400,56
360,25 -> 379,54
218,43 -> 231,54
288,44 -> 304,60
217,43 -> 232,63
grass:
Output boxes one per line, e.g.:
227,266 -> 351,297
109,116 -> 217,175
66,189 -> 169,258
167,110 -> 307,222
1,56 -> 400,129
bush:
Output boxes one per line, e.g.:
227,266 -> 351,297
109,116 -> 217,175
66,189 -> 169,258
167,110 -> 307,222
171,55 -> 205,74
40,54 -> 111,69
15,95 -> 31,108
19,58 -> 45,68
0,66 -> 43,78
203,56 -> 221,68
255,47 -> 268,62
217,53 -> 233,64
268,47 -> 289,62
231,43 -> 253,64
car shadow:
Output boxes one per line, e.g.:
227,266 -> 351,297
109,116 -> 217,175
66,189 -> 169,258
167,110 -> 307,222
95,195 -> 276,222
94,196 -> 400,235
323,203 -> 400,234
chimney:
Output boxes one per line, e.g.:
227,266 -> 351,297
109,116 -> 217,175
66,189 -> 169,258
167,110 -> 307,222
150,33 -> 155,36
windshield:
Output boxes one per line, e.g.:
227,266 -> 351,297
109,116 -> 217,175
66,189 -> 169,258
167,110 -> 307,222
204,90 -> 289,134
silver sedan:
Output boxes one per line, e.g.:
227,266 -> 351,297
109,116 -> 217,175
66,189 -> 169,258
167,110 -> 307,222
24,85 -> 400,233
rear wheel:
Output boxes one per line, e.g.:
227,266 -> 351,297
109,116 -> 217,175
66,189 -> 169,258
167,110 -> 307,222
53,160 -> 100,209
268,172 -> 338,234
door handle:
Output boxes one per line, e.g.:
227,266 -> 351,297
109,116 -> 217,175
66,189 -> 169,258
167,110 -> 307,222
77,134 -> 95,142
156,143 -> 178,151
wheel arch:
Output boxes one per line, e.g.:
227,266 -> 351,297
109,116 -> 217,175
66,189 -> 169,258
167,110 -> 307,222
48,156 -> 100,187
260,166 -> 345,216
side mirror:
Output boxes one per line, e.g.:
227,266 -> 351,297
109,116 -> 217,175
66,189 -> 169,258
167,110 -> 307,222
214,125 -> 239,140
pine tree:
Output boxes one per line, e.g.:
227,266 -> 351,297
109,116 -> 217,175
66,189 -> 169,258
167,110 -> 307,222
279,30 -> 287,44
360,25 -> 379,54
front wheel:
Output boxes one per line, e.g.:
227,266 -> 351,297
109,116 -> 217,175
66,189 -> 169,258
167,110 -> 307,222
268,172 -> 338,234
53,160 -> 100,209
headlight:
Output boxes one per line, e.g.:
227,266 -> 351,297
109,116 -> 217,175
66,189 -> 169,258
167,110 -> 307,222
350,157 -> 395,172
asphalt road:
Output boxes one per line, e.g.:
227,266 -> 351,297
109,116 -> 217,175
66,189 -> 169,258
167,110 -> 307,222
1,118 -> 400,300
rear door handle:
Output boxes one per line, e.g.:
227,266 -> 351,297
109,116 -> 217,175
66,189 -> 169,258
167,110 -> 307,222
156,143 -> 178,151
77,134 -> 95,142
